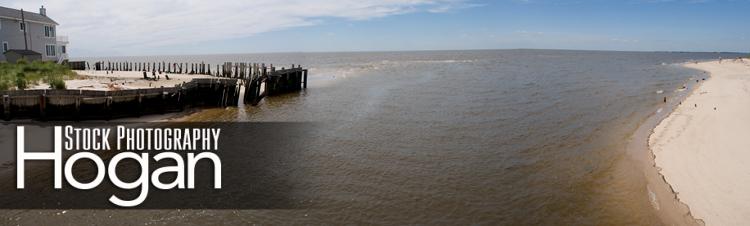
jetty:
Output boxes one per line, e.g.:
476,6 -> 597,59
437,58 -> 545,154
2,61 -> 308,121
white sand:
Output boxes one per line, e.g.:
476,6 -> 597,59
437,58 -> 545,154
30,70 -> 215,91
650,59 -> 750,225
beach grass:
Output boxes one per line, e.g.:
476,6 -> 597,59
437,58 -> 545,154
0,60 -> 77,90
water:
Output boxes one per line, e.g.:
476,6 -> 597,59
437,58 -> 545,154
47,50 -> 743,224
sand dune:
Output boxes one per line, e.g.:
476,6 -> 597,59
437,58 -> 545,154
650,59 -> 750,225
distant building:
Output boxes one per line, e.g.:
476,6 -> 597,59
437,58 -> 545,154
0,5 -> 68,63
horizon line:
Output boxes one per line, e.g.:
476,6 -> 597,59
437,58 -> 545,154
71,48 -> 750,59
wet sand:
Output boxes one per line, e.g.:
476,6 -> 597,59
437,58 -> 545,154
650,59 -> 750,225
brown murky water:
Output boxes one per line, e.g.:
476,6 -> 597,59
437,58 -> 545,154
2,50 -> 744,225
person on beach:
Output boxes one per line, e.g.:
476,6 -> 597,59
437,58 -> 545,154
143,71 -> 148,80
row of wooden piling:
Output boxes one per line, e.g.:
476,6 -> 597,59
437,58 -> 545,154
84,61 -> 309,80
91,61 -> 216,75
83,61 -> 308,105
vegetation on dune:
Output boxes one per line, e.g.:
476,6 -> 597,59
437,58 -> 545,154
0,60 -> 77,90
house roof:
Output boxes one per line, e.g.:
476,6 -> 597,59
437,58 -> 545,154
0,6 -> 58,25
4,49 -> 42,56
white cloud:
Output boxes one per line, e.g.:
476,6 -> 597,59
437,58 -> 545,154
6,0 -> 470,56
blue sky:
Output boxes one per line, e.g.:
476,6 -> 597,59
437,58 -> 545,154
8,0 -> 750,56
193,0 -> 750,54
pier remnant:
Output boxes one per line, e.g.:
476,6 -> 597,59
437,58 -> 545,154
54,60 -> 310,119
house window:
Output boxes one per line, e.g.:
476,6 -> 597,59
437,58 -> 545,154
45,45 -> 56,56
44,26 -> 56,37
2,42 -> 8,53
61,45 -> 66,54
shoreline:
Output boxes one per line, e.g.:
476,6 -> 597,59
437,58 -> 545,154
623,61 -> 710,226
649,59 -> 750,225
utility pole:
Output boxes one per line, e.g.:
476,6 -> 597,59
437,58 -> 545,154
21,9 -> 28,50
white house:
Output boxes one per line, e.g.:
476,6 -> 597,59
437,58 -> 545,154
0,5 -> 68,63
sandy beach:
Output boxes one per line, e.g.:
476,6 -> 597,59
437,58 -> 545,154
30,70 -> 215,91
650,59 -> 750,225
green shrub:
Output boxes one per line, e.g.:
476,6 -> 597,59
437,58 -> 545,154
15,72 -> 27,90
0,61 -> 75,90
49,78 -> 66,89
0,80 -> 11,91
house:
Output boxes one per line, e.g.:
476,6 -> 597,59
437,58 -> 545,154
0,5 -> 68,63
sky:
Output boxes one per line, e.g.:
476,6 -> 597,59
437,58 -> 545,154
4,0 -> 750,57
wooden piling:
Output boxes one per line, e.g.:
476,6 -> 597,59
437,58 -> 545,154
106,96 -> 113,120
160,86 -> 166,114
303,69 -> 308,89
74,95 -> 81,121
137,93 -> 143,117
3,95 -> 10,121
39,93 -> 46,120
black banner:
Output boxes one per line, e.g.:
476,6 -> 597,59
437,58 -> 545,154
0,122 -> 315,209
